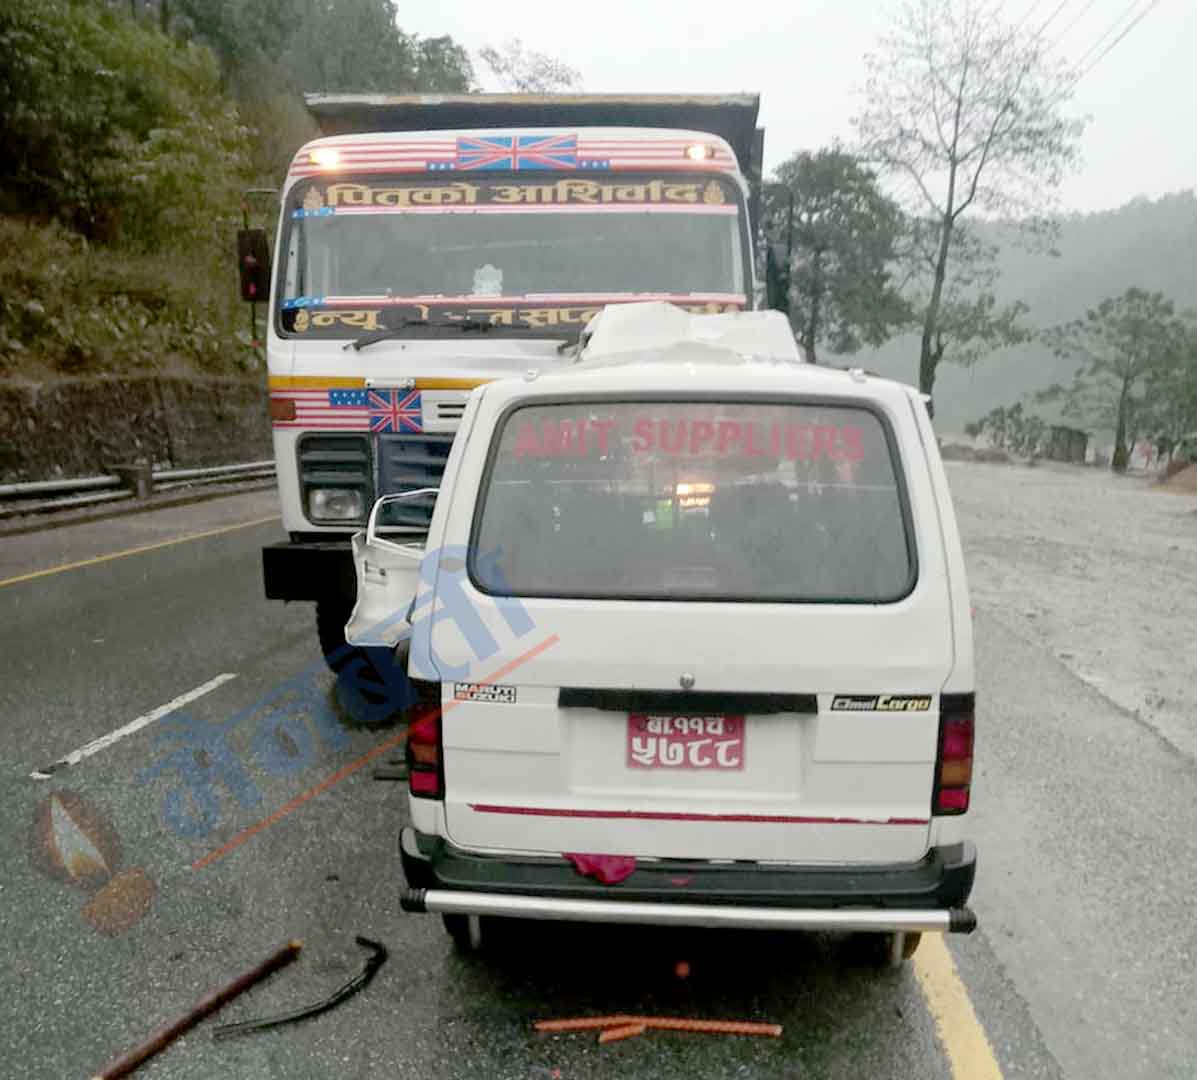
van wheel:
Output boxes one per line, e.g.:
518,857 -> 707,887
882,931 -> 922,966
442,914 -> 485,952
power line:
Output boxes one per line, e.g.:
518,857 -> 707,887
1049,0 -> 1102,47
1033,0 -> 1073,39
1014,0 -> 1046,31
1073,0 -> 1163,81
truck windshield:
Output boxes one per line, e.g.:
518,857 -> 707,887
471,401 -> 916,603
277,173 -> 749,338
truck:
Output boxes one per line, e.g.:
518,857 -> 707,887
239,93 -> 768,671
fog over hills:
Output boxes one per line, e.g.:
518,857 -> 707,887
855,190 -> 1197,436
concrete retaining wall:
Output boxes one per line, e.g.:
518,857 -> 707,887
0,374 -> 271,482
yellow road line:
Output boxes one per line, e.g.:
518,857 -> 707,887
0,515 -> 280,589
914,933 -> 1004,1079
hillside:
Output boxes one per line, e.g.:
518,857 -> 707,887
857,190 -> 1197,435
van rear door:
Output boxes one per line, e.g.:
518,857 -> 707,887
428,393 -> 954,865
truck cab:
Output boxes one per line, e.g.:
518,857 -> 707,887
255,94 -> 766,670
358,303 -> 978,964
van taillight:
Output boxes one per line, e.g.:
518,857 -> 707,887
405,682 -> 443,800
934,693 -> 974,815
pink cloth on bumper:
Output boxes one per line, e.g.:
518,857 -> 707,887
564,852 -> 637,885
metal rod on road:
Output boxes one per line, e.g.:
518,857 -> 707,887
91,940 -> 301,1080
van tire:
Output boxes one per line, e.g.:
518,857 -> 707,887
442,913 -> 485,952
884,931 -> 922,966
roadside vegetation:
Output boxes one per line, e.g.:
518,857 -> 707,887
0,0 -> 475,378
760,1 -> 1197,468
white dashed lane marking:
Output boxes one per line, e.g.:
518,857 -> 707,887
30,673 -> 237,779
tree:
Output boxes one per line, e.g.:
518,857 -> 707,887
765,149 -> 909,364
1039,289 -> 1188,471
476,38 -> 582,92
854,0 -> 1084,396
964,401 -> 1046,456
1140,321 -> 1197,460
170,0 -> 473,95
1,0 -> 250,246
903,217 -> 1032,372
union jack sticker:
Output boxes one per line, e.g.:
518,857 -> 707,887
367,389 -> 423,433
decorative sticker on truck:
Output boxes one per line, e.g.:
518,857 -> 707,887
291,178 -> 730,213
267,388 -> 423,432
289,134 -> 737,178
279,299 -> 744,335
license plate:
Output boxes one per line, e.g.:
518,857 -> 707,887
626,714 -> 745,770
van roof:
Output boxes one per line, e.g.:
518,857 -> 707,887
489,352 -> 919,411
482,303 -> 919,410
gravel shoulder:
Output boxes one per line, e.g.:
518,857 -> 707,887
947,459 -> 1197,762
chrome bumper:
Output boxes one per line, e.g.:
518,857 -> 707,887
401,888 -> 977,934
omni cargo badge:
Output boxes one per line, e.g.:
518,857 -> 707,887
830,694 -> 933,712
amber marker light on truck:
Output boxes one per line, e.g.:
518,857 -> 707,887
684,143 -> 716,161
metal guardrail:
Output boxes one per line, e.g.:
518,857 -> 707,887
0,461 -> 275,520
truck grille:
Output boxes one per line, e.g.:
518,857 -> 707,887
298,434 -> 371,524
376,433 -> 454,530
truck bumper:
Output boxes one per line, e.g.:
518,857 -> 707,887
261,539 -> 354,601
398,827 -> 977,934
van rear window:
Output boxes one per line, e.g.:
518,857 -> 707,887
470,400 -> 915,602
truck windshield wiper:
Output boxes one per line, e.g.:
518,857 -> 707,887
347,317 -> 495,351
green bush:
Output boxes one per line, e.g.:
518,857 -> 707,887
0,217 -> 256,374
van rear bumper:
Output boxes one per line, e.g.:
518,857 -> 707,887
399,827 -> 977,933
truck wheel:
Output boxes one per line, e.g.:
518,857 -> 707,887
316,596 -> 359,673
442,914 -> 485,952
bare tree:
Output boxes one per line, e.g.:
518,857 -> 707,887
477,38 -> 582,93
854,0 -> 1084,397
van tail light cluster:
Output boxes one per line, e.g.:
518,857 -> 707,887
405,680 -> 444,800
934,693 -> 974,815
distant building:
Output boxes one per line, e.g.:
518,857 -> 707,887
1047,426 -> 1088,464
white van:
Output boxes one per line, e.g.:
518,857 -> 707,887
353,305 -> 977,964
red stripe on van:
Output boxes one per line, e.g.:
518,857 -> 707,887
467,804 -> 929,826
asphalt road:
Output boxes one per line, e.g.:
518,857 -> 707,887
0,471 -> 1192,1080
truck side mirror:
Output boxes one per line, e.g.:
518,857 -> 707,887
765,243 -> 790,315
237,228 -> 271,303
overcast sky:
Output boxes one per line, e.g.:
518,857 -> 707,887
401,0 -> 1194,214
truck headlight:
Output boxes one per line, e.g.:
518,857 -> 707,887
308,488 -> 365,521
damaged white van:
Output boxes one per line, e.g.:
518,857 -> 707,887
358,304 -> 977,964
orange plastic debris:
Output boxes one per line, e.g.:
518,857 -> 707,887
534,1016 -> 633,1033
533,1014 -> 782,1038
598,1023 -> 647,1044
630,1016 -> 782,1037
